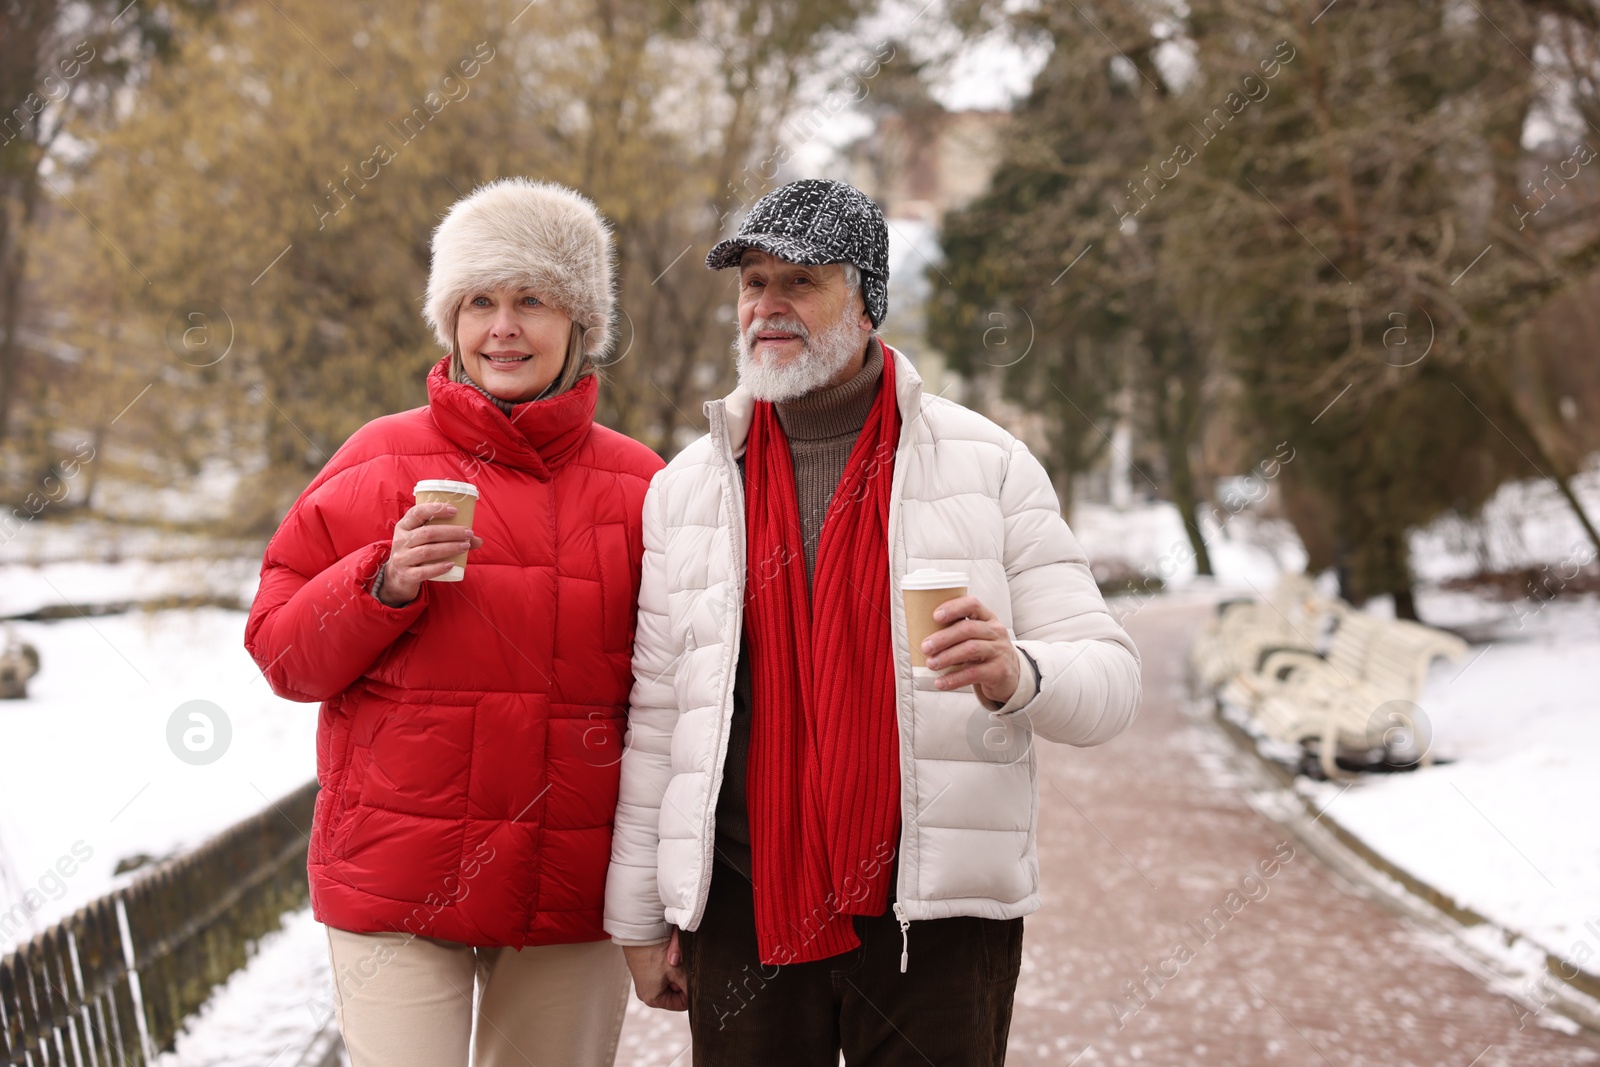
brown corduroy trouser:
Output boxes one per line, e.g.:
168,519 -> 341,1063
679,861 -> 1024,1066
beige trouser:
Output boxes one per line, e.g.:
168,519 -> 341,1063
325,926 -> 630,1067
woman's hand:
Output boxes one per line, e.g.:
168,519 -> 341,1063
376,502 -> 483,607
920,595 -> 1022,705
621,930 -> 687,1011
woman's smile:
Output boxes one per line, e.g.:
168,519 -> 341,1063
456,285 -> 573,400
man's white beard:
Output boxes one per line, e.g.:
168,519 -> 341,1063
735,310 -> 864,403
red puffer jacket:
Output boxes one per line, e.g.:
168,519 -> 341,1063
245,356 -> 664,948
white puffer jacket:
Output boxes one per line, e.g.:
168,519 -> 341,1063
604,346 -> 1141,945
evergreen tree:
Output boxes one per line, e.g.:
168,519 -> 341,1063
933,0 -> 1219,571
1188,0 -> 1600,615
937,0 -> 1600,615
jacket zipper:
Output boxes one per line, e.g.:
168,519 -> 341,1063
886,353 -> 920,974
892,902 -> 911,973
692,354 -> 923,950
688,404 -> 747,932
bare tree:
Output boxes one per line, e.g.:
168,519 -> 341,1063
32,0 -> 881,531
0,0 -> 177,467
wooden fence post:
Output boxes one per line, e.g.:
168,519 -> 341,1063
1,781 -> 320,1064
2,956 -> 23,1065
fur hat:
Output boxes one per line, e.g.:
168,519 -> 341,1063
424,178 -> 615,358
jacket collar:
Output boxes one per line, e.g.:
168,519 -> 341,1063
425,355 -> 595,479
708,340 -> 925,462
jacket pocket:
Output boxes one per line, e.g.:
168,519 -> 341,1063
595,522 -> 633,652
326,742 -> 373,860
980,915 -> 1025,985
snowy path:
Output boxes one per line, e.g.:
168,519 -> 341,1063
170,595 -> 1597,1065
7,520 -> 1595,1061
616,987 -> 693,1065
1003,595 -> 1597,1066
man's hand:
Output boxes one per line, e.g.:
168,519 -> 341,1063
376,502 -> 484,607
920,595 -> 1022,706
621,929 -> 687,1011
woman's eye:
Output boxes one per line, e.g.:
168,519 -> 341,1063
471,296 -> 490,307
522,295 -> 542,307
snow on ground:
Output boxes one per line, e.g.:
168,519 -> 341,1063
154,908 -> 338,1067
1073,467 -> 1600,981
0,516 -> 262,616
1297,593 -> 1600,969
4,465 -> 1598,1058
1074,460 -> 1600,595
1410,465 -> 1600,583
1070,499 -> 1309,593
1,513 -> 260,567
616,990 -> 693,1066
0,605 -> 315,954
0,555 -> 260,617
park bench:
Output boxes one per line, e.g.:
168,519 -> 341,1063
1189,573 -> 1337,690
1222,609 -> 1468,778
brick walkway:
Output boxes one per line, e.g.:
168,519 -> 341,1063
615,596 -> 1600,1066
1007,595 -> 1596,1067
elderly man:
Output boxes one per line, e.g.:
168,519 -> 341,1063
605,179 -> 1141,1065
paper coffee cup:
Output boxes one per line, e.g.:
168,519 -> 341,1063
413,479 -> 479,582
902,568 -> 968,670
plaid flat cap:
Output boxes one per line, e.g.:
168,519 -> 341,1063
706,179 -> 890,328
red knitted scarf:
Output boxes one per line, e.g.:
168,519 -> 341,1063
743,350 -> 902,967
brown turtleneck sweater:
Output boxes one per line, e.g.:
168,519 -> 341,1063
714,339 -> 886,880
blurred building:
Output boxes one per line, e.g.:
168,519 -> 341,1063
843,108 -> 1072,492
845,109 -> 1011,224
841,108 -> 1009,395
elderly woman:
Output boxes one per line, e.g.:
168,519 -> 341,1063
245,178 -> 663,1066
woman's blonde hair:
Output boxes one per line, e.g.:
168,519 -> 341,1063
449,316 -> 594,401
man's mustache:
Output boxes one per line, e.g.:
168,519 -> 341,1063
745,316 -> 810,346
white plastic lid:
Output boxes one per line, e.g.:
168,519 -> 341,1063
413,479 -> 479,498
900,568 -> 968,590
